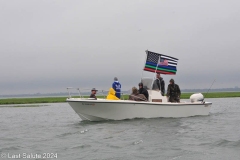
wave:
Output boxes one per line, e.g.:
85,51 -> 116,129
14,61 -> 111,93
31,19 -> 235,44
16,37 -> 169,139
0,146 -> 22,152
56,129 -> 89,137
70,144 -> 91,149
213,139 -> 240,148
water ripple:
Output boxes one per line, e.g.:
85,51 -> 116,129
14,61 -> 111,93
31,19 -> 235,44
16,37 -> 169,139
0,98 -> 240,160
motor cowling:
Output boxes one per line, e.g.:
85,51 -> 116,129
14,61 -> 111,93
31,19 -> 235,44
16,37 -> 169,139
190,93 -> 204,103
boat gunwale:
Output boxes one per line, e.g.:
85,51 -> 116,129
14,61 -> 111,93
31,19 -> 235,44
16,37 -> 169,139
66,98 -> 212,106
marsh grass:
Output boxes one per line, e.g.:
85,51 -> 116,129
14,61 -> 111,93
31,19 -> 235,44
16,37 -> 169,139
0,92 -> 240,105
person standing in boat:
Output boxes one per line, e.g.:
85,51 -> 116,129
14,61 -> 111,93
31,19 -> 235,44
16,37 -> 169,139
166,79 -> 181,103
138,82 -> 149,100
112,77 -> 121,99
89,88 -> 98,100
152,73 -> 165,96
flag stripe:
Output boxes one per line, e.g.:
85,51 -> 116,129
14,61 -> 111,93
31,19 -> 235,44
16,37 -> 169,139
145,65 -> 176,73
161,57 -> 178,63
167,60 -> 178,64
144,68 -> 176,75
161,54 -> 178,61
144,68 -> 174,74
158,65 -> 177,71
167,63 -> 177,67
168,61 -> 177,65
146,61 -> 177,70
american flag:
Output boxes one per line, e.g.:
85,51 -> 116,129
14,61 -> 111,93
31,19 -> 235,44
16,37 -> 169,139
144,50 -> 179,75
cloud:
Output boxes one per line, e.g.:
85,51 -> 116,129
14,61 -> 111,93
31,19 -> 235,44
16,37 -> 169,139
1,0 -> 240,94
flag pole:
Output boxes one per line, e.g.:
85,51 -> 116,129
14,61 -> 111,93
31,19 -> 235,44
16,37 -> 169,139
140,50 -> 148,81
150,55 -> 161,89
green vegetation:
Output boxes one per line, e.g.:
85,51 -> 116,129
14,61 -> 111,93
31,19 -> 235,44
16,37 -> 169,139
0,92 -> 240,105
179,92 -> 240,99
0,97 -> 67,105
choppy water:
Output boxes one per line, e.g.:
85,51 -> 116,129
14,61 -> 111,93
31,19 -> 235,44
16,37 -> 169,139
0,98 -> 240,160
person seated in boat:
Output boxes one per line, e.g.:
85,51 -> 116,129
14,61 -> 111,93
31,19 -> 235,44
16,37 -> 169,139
106,88 -> 120,100
129,87 -> 147,101
152,73 -> 165,96
166,79 -> 181,103
138,82 -> 149,100
89,88 -> 98,100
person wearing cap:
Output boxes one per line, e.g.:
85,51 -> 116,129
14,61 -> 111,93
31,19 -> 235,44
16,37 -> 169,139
90,88 -> 98,100
129,87 -> 147,101
166,79 -> 181,103
138,82 -> 149,100
112,77 -> 121,99
152,73 -> 165,96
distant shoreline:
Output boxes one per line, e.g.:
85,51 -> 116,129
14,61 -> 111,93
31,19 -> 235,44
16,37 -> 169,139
0,92 -> 240,105
1,88 -> 239,99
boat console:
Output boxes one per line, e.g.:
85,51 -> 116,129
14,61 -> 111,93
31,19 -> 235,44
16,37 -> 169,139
141,77 -> 168,102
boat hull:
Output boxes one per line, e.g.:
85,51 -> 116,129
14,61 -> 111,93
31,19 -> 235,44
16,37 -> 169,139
67,98 -> 212,121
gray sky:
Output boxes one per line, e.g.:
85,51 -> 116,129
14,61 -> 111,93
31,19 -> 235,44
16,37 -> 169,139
1,0 -> 240,94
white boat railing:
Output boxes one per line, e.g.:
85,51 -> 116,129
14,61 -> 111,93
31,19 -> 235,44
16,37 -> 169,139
66,87 -> 130,100
66,88 -> 177,102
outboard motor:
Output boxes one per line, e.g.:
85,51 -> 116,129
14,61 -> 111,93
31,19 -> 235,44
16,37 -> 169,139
190,93 -> 204,103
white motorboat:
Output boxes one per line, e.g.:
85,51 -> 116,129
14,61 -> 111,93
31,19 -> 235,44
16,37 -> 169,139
67,51 -> 212,121
66,78 -> 212,121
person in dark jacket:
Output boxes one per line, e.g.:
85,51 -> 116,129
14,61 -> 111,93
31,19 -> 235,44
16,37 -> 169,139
166,79 -> 181,103
138,82 -> 149,100
129,87 -> 147,101
112,77 -> 121,99
89,88 -> 98,100
152,73 -> 165,96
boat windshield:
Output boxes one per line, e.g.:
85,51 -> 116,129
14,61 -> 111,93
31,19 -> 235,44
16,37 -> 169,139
141,77 -> 154,90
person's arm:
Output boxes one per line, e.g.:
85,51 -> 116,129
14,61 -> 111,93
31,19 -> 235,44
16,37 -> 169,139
143,89 -> 149,100
119,83 -> 122,96
140,94 -> 147,101
112,82 -> 116,91
90,94 -> 93,98
156,79 -> 160,90
90,94 -> 97,100
166,85 -> 170,97
178,85 -> 181,97
162,80 -> 165,95
128,95 -> 133,100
